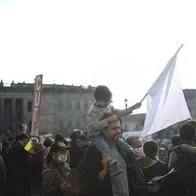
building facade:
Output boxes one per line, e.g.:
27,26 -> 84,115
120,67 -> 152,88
184,89 -> 196,120
121,113 -> 146,132
1,82 -> 196,138
0,81 -> 94,136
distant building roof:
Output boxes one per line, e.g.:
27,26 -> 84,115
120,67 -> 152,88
0,81 -> 94,94
122,113 -> 146,121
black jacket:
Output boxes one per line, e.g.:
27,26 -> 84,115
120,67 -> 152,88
6,142 -> 30,196
79,145 -> 113,196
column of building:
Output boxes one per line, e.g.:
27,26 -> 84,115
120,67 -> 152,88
11,98 -> 16,134
0,98 -> 4,133
22,99 -> 28,131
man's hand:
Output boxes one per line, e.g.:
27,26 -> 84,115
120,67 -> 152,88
99,156 -> 110,180
107,115 -> 118,122
147,183 -> 161,192
60,181 -> 72,191
102,156 -> 111,168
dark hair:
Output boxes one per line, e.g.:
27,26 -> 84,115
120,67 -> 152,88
17,133 -> 29,141
143,141 -> 158,159
43,137 -> 53,148
180,123 -> 195,141
70,129 -> 83,142
55,134 -> 70,146
171,135 -> 181,146
93,85 -> 112,102
55,134 -> 65,142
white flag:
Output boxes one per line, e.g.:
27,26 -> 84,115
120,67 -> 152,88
142,45 -> 191,137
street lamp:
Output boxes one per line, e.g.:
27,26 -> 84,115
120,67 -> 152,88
124,99 -> 128,109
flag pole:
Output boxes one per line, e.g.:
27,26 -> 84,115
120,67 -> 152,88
140,92 -> 148,103
139,44 -> 184,104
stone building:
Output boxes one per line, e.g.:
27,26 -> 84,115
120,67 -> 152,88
184,89 -> 196,120
1,81 -> 196,138
0,81 -> 94,136
121,113 -> 146,132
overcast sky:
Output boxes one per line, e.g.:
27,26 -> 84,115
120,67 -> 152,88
1,0 -> 196,112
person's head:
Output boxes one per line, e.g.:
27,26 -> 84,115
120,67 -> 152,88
50,142 -> 69,164
186,120 -> 196,128
126,136 -> 142,149
76,134 -> 89,149
33,142 -> 44,153
17,133 -> 29,146
143,141 -> 158,160
55,134 -> 70,146
2,140 -> 11,153
43,137 -> 54,148
31,137 -> 39,146
21,123 -> 27,133
70,129 -> 83,144
8,136 -> 14,145
158,147 -> 167,161
180,123 -> 195,141
171,135 -> 181,147
101,113 -> 121,142
93,85 -> 112,107
55,134 -> 65,143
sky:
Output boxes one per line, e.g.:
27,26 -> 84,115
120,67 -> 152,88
1,0 -> 196,112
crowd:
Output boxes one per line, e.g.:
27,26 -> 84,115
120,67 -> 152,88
0,85 -> 196,196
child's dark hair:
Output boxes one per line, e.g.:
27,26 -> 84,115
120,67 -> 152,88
93,85 -> 112,102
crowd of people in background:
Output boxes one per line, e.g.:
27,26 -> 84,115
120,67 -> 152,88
1,121 -> 196,196
0,120 -> 196,196
0,85 -> 196,196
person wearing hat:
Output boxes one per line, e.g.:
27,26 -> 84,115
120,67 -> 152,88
42,142 -> 72,196
55,134 -> 69,145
